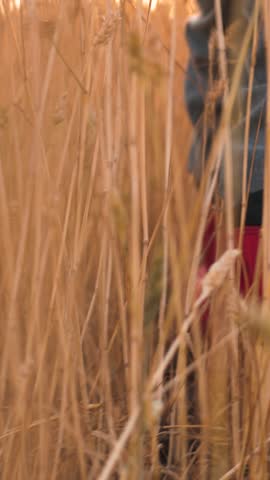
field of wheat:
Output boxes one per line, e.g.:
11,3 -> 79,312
1,0 -> 270,479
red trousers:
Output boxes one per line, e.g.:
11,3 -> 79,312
200,222 -> 261,332
203,221 -> 261,294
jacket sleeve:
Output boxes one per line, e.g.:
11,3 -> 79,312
184,1 -> 227,184
184,1 -> 266,200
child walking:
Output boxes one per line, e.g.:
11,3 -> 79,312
184,3 -> 267,476
185,0 -> 266,287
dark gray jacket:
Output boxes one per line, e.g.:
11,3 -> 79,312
185,0 -> 266,200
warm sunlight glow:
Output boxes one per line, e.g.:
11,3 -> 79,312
143,0 -> 158,11
7,0 -> 160,11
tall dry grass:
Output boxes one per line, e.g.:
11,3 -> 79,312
1,0 -> 270,479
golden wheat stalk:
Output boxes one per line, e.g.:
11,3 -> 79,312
93,10 -> 121,47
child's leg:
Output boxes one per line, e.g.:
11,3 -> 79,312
239,226 -> 261,296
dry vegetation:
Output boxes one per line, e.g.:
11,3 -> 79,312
1,0 -> 270,479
